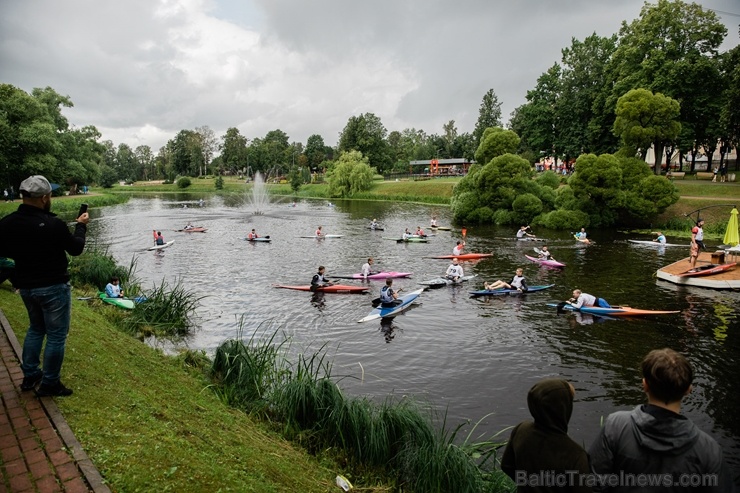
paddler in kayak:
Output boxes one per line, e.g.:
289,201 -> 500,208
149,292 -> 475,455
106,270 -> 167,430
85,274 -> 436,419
652,231 -> 666,244
247,228 -> 260,240
153,230 -> 165,245
453,240 -> 465,256
369,219 -> 380,230
484,268 -> 528,292
105,276 -> 124,298
567,289 -> 610,309
311,266 -> 334,290
537,245 -> 555,261
402,228 -> 412,240
361,258 -> 375,280
445,258 -> 464,282
430,216 -> 438,228
516,225 -> 535,239
315,226 -> 323,237
574,228 -> 591,244
379,278 -> 401,307
415,226 -> 426,237
184,222 -> 194,230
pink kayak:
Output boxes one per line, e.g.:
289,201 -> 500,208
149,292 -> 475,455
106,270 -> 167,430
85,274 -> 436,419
525,254 -> 566,268
332,271 -> 412,280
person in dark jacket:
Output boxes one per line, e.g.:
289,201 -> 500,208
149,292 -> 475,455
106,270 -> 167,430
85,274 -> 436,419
0,175 -> 88,397
501,378 -> 592,492
588,348 -> 736,492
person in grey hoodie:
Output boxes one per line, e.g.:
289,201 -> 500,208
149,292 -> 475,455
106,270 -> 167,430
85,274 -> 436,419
501,378 -> 592,492
589,348 -> 736,492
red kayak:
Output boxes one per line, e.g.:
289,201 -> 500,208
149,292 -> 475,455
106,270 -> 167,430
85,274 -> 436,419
678,262 -> 736,277
273,284 -> 369,293
426,253 -> 493,260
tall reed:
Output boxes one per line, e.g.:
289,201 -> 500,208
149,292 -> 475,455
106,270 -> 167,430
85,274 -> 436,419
121,278 -> 203,338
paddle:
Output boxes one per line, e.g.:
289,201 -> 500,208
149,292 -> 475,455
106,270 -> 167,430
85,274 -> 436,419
533,247 -> 543,255
556,301 -> 569,314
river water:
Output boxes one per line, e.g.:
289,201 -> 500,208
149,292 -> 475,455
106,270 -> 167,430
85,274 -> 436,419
88,194 -> 740,481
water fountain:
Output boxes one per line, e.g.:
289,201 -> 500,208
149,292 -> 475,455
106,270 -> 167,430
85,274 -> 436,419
248,172 -> 270,215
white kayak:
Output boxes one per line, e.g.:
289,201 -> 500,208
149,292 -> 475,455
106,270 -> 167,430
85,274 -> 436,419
299,235 -> 344,239
627,240 -> 686,247
358,288 -> 424,323
148,240 -> 175,251
418,274 -> 477,287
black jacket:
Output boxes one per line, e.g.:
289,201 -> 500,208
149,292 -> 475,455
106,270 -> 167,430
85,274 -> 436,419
589,404 -> 736,492
0,204 -> 86,289
501,379 -> 592,492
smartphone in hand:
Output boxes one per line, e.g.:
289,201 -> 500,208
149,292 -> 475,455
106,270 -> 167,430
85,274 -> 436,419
78,203 -> 88,217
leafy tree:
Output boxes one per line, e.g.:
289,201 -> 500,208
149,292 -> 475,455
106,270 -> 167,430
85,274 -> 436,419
473,89 -> 503,144
135,145 -> 155,180
326,150 -> 375,197
607,0 -> 726,169
474,127 -> 521,165
195,126 -> 217,177
220,127 -> 248,175
114,143 -> 137,182
214,175 -> 224,190
719,39 -> 740,168
509,65 -> 561,159
288,167 -> 302,194
451,153 -> 552,225
568,153 -> 624,226
338,113 -> 392,173
99,165 -> 118,188
305,134 -> 327,170
176,176 -> 191,188
613,89 -> 681,172
558,33 -> 618,157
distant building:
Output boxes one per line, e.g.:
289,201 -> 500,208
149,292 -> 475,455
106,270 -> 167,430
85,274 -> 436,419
409,158 -> 472,176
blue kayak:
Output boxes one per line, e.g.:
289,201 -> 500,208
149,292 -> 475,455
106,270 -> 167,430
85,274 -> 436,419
546,303 -> 679,316
358,288 -> 424,323
469,284 -> 555,297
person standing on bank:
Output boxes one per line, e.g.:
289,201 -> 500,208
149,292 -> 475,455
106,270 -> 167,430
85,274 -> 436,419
589,348 -> 735,492
0,176 -> 89,397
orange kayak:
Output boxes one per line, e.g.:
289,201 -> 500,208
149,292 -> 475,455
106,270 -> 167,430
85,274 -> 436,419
273,284 -> 369,294
427,253 -> 493,260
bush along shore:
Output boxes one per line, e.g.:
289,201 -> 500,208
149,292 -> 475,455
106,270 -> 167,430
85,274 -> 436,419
0,246 -> 516,492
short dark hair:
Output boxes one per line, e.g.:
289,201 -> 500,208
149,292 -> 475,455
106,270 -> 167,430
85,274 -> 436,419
385,278 -> 393,286
111,276 -> 119,282
641,348 -> 693,404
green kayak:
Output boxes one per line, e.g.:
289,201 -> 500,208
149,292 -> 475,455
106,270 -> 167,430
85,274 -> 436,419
98,292 -> 135,310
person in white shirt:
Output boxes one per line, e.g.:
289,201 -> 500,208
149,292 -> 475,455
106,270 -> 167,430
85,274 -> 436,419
445,258 -> 464,282
430,216 -> 438,228
537,246 -> 554,261
567,289 -> 610,309
402,228 -> 412,240
485,268 -> 528,292
516,225 -> 534,238
105,277 -> 124,298
361,258 -> 374,279
652,231 -> 666,244
453,240 -> 465,255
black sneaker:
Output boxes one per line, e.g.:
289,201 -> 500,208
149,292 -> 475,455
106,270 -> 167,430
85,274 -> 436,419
21,373 -> 43,391
36,381 -> 73,397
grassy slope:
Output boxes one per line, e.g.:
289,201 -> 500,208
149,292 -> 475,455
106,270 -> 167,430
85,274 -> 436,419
654,181 -> 740,233
0,287 -> 347,492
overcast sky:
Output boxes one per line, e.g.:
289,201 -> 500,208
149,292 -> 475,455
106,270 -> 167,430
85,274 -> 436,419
1,0 -> 738,152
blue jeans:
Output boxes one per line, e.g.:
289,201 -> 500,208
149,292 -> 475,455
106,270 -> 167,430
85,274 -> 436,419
20,283 -> 72,385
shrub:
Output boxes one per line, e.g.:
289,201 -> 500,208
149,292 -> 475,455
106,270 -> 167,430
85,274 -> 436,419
176,177 -> 192,189
535,170 -> 560,189
68,242 -> 130,290
214,175 -> 224,190
99,165 -> 118,188
534,209 -> 590,230
512,193 -> 543,224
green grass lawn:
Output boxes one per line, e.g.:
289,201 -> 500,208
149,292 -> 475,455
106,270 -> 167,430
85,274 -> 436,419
0,287 -> 380,492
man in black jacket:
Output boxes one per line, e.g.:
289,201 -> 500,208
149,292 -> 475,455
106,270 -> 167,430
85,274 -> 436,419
0,175 -> 88,397
589,348 -> 736,492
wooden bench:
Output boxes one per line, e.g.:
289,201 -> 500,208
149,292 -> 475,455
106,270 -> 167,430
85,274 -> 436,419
695,172 -> 714,180
666,171 -> 685,179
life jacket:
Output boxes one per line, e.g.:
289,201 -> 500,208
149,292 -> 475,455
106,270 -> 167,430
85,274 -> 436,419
380,286 -> 394,303
156,236 -> 164,245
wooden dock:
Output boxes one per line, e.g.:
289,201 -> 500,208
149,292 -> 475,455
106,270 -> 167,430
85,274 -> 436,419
656,251 -> 740,289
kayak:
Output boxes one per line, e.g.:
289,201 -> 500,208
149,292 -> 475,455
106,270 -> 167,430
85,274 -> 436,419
418,274 -> 477,287
574,235 -> 593,244
518,237 -> 547,242
678,262 -> 736,277
358,288 -> 424,323
525,254 -> 566,268
427,253 -> 493,260
547,303 -> 679,316
299,235 -> 344,239
384,237 -> 429,243
367,226 -> 385,231
273,284 -> 369,293
242,237 -> 272,243
148,240 -> 175,251
97,292 -> 135,310
470,284 -> 555,297
627,239 -> 686,247
331,271 -> 412,280
430,226 -> 452,231
176,227 -> 207,233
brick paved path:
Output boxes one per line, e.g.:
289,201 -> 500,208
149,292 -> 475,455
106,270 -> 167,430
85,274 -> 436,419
0,310 -> 110,493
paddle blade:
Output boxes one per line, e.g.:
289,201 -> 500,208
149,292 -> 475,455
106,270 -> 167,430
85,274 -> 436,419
371,297 -> 381,307
556,301 -> 568,314
265,235 -> 271,239
462,227 -> 467,237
